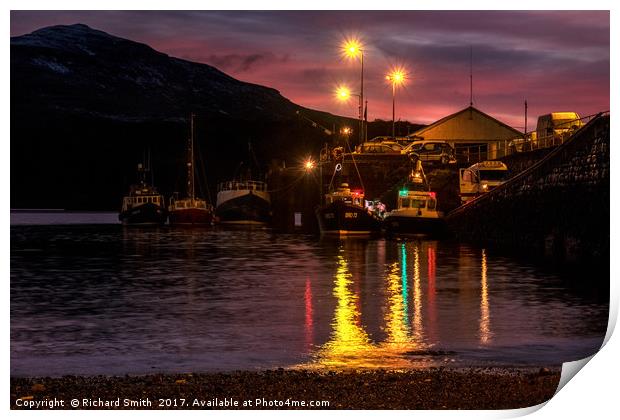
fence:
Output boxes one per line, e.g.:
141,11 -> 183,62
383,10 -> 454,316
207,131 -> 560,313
453,112 -> 608,166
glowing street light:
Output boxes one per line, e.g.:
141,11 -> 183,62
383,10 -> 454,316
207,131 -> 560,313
341,127 -> 352,136
386,68 -> 408,138
342,39 -> 362,59
304,159 -> 316,171
341,37 -> 365,143
335,85 -> 352,101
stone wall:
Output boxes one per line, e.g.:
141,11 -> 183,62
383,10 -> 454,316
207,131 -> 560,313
446,114 -> 609,261
500,147 -> 555,177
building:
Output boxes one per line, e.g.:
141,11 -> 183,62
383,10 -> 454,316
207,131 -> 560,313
409,106 -> 523,160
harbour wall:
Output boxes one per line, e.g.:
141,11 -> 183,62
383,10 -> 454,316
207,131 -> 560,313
445,114 -> 610,261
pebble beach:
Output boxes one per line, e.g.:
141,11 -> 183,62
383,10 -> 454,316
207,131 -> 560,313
11,367 -> 561,410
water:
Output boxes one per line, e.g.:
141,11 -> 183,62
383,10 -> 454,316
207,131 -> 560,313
10,212 -> 608,376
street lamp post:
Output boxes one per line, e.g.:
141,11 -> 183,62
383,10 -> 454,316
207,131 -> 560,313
335,85 -> 361,142
391,81 -> 396,137
343,39 -> 365,143
386,69 -> 406,138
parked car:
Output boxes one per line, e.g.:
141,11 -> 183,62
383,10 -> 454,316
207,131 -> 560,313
355,142 -> 403,154
401,141 -> 456,164
368,136 -> 413,147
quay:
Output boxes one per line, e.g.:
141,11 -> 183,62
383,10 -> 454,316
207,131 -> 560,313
267,111 -> 609,262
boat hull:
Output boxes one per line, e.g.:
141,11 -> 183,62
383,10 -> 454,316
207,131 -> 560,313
315,201 -> 382,236
215,191 -> 271,225
383,214 -> 445,236
119,203 -> 168,226
169,208 -> 214,226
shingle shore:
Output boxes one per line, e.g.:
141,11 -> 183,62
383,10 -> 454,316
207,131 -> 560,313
11,367 -> 561,410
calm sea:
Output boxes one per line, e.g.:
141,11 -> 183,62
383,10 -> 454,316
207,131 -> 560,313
10,212 -> 608,376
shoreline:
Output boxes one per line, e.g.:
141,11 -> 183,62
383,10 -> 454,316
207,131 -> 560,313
11,367 -> 561,410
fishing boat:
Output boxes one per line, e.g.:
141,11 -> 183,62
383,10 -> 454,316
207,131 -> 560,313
383,168 -> 445,236
168,114 -> 214,226
215,143 -> 271,225
315,182 -> 383,236
119,163 -> 167,226
215,180 -> 271,225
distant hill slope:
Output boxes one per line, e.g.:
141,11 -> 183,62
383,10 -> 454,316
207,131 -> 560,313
10,24 -> 422,210
11,23 -> 338,123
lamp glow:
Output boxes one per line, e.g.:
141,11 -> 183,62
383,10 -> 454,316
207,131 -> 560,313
386,66 -> 409,138
386,68 -> 407,86
342,38 -> 363,59
336,85 -> 351,101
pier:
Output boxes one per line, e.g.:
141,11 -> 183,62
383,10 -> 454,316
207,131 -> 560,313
269,113 -> 610,262
446,113 -> 610,260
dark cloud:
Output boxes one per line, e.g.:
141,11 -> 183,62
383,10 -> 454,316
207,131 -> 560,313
10,10 -> 609,126
205,52 -> 288,73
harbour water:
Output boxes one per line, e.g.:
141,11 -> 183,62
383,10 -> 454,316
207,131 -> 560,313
10,212 -> 608,376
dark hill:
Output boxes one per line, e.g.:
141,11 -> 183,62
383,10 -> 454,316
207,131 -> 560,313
11,23 -> 325,122
11,24 -> 422,210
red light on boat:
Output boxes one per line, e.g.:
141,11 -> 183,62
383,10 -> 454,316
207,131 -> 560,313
429,192 -> 436,198
352,190 -> 364,195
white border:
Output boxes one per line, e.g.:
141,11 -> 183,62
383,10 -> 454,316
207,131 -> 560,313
4,1 -> 616,419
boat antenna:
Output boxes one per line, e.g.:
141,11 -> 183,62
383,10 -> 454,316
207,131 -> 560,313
469,46 -> 473,107
249,140 -> 261,179
147,146 -> 154,186
343,137 -> 365,193
194,116 -> 213,204
524,100 -> 528,139
188,113 -> 195,200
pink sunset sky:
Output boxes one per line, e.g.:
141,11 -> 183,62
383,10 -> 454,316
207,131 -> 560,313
11,10 -> 610,128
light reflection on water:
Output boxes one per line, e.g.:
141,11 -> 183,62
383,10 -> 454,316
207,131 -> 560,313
10,220 -> 608,376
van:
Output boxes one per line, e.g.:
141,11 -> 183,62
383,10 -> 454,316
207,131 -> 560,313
535,112 -> 583,147
459,161 -> 509,203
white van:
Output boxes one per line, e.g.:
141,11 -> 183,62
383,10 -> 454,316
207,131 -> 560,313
535,112 -> 583,147
459,161 -> 509,203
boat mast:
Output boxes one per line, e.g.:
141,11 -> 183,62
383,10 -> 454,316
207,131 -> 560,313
188,113 -> 195,201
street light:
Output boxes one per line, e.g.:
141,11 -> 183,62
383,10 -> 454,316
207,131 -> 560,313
335,84 -> 360,102
342,37 -> 365,143
386,68 -> 407,138
335,85 -> 362,140
335,85 -> 352,101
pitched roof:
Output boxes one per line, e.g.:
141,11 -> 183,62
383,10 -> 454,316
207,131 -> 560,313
410,106 -> 522,141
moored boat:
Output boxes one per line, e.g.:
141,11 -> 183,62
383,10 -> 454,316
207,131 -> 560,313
383,169 -> 444,236
383,190 -> 444,236
119,164 -> 167,226
215,180 -> 271,225
168,113 -> 214,226
169,197 -> 214,225
315,183 -> 383,236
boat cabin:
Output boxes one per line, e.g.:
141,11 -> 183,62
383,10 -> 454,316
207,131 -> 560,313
170,197 -> 210,209
121,184 -> 164,211
398,190 -> 438,211
325,183 -> 364,206
218,180 -> 267,192
122,194 -> 163,211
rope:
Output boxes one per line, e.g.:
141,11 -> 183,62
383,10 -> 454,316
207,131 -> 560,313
344,139 -> 365,192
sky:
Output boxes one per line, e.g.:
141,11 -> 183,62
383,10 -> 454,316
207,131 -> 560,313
10,10 -> 610,128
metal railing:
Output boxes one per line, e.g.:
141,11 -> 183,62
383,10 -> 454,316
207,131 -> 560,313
169,198 -> 212,209
453,112 -> 608,165
217,180 -> 267,192
447,112 -> 609,219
